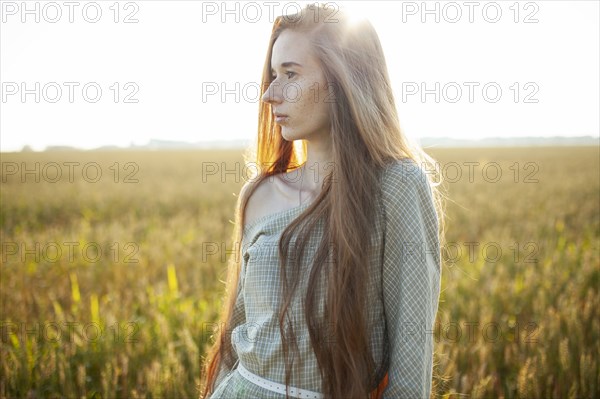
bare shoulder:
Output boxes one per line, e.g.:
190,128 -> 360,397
242,173 -> 294,229
238,178 -> 258,206
239,178 -> 267,221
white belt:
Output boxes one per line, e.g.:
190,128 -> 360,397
237,362 -> 324,399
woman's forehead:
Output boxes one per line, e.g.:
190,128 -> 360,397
271,30 -> 313,67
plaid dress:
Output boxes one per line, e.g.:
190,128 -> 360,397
208,159 -> 441,399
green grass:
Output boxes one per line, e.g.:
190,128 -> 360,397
1,147 -> 598,398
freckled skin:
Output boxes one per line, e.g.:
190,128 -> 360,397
261,30 -> 331,144
246,30 -> 332,226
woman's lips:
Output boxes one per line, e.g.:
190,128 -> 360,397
275,115 -> 289,123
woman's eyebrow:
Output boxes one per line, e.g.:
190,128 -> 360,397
271,62 -> 303,73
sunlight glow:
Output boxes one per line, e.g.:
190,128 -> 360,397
1,1 -> 597,151
339,2 -> 371,27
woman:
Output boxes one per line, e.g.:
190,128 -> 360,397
200,3 -> 445,398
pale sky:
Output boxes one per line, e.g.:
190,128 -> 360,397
1,0 -> 598,151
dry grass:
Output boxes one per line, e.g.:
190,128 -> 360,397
1,147 -> 598,398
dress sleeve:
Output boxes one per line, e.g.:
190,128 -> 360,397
380,160 -> 441,399
212,292 -> 244,390
212,230 -> 248,390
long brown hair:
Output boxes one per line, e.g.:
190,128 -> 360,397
199,3 -> 446,398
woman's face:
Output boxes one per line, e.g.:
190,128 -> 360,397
261,30 -> 331,143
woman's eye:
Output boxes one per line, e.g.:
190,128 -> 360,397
271,71 -> 296,80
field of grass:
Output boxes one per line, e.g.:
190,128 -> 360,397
1,147 -> 598,398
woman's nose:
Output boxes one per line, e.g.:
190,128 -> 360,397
261,80 -> 283,105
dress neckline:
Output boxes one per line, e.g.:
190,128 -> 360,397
243,200 -> 313,235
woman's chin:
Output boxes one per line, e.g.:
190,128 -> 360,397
281,129 -> 299,142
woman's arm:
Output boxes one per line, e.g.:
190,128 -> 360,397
212,282 -> 245,389
380,159 -> 442,399
212,182 -> 251,390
